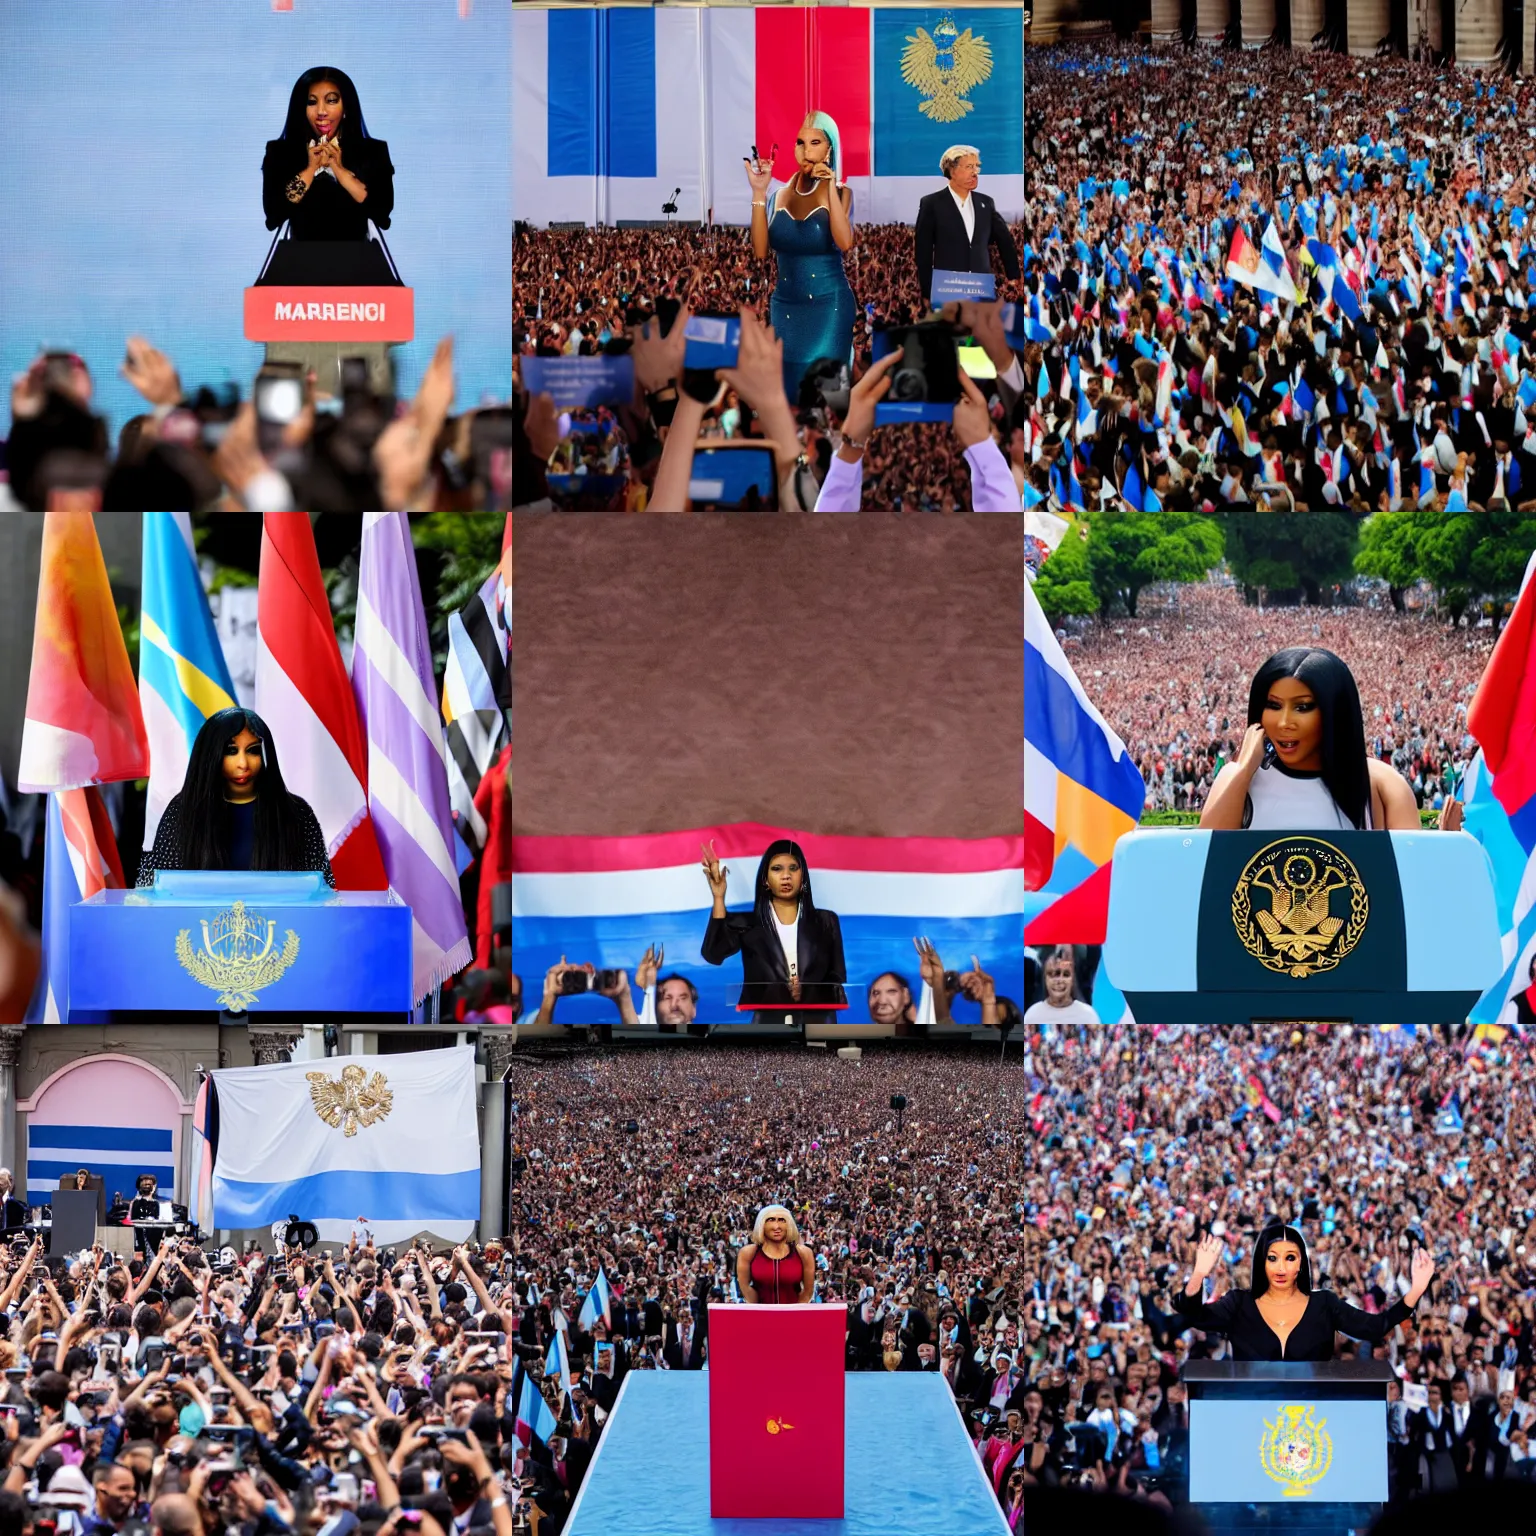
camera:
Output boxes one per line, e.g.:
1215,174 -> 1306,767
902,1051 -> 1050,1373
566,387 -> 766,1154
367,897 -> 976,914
559,969 -> 622,995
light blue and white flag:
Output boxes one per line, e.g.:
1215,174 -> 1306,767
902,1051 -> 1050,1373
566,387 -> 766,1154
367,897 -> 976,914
545,1329 -> 576,1409
577,1266 -> 613,1329
352,513 -> 473,1004
139,513 -> 237,849
27,1123 -> 174,1204
209,1047 -> 479,1245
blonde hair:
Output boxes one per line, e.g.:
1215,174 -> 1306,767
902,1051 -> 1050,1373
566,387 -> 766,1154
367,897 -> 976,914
751,1205 -> 802,1247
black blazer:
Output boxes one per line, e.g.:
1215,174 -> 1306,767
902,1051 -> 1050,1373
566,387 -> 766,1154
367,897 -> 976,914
262,135 -> 395,238
1172,1286 -> 1413,1361
701,907 -> 847,1009
914,187 -> 1021,306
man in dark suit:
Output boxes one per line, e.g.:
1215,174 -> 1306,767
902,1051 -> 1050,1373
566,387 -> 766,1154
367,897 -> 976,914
1410,1381 -> 1462,1492
914,145 -> 1020,309
1470,428 -> 1536,511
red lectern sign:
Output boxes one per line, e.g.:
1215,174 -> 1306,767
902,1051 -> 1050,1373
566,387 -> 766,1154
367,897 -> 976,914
243,287 -> 415,342
708,1303 -> 845,1519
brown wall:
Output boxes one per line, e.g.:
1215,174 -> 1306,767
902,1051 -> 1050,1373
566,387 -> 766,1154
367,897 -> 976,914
512,515 -> 1022,839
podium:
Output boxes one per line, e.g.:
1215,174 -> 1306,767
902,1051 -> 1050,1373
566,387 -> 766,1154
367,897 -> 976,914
50,1190 -> 99,1257
708,1304 -> 846,1518
565,1372 -> 1009,1536
1185,1361 -> 1393,1529
1103,829 -> 1502,1023
67,872 -> 413,1021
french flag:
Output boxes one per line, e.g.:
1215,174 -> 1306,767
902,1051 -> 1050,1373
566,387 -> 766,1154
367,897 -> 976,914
256,514 -> 388,891
514,824 -> 1022,1024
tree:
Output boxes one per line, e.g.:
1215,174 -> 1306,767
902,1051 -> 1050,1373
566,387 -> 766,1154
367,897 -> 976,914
1413,513 -> 1483,626
1354,511 -> 1430,612
1085,513 -> 1223,617
1221,513 -> 1359,604
1467,512 -> 1536,629
1031,523 -> 1098,619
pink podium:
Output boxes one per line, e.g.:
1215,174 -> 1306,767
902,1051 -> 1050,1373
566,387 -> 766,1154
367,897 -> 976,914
707,1303 -> 846,1519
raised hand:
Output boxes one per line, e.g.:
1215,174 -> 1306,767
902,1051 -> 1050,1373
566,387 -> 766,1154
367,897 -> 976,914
952,371 -> 994,452
1191,1233 -> 1222,1281
1409,1246 -> 1435,1300
744,157 -> 774,197
913,936 -> 945,992
839,348 -> 904,448
121,336 -> 182,408
700,840 -> 728,899
634,944 -> 664,992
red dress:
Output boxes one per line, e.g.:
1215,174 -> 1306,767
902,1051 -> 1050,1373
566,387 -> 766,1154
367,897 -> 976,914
749,1244 -> 804,1303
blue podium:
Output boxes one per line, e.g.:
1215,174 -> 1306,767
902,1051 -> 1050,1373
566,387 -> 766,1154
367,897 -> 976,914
1103,829 -> 1502,1023
68,872 -> 413,1021
1185,1361 -> 1393,1533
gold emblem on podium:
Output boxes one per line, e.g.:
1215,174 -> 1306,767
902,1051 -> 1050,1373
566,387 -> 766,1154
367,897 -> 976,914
175,901 -> 299,1011
765,1417 -> 795,1435
900,13 -> 993,125
1259,1404 -> 1333,1497
1231,837 -> 1367,979
307,1064 -> 394,1138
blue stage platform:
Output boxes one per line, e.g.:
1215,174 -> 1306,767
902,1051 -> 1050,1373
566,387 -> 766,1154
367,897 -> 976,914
565,1372 -> 1011,1536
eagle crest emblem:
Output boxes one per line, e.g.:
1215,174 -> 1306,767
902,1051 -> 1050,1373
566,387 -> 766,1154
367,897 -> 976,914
307,1064 -> 394,1138
1259,1404 -> 1333,1497
899,14 -> 993,125
1232,838 -> 1367,979
175,900 -> 299,1012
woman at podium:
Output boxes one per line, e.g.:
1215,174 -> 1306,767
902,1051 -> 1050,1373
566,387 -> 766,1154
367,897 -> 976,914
135,708 -> 335,889
736,1206 -> 816,1305
1175,1223 -> 1435,1361
259,66 -> 398,285
1200,648 -> 1463,834
700,839 -> 847,1023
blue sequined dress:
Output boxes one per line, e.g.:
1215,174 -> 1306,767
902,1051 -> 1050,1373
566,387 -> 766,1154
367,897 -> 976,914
768,199 -> 855,401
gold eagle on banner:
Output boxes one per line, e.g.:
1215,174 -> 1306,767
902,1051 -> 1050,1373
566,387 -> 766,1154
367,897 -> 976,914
307,1064 -> 394,1138
900,15 -> 993,125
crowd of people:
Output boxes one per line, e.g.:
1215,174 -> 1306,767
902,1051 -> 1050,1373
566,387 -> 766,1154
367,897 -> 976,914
509,947 -> 1022,1032
502,1044 -> 1025,1521
2,337 -> 511,512
512,224 -> 1027,511
1024,41 -> 1536,510
1002,1017 -> 1536,1502
1057,580 -> 1491,813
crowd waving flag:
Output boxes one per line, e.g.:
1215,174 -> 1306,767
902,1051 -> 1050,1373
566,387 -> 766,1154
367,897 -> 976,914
352,513 -> 474,1004
256,513 -> 387,891
139,512 -> 237,850
19,512 -> 148,1024
1025,576 -> 1145,945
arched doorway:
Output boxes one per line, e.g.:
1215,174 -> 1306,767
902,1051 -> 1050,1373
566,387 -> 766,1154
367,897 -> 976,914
18,1055 -> 190,1207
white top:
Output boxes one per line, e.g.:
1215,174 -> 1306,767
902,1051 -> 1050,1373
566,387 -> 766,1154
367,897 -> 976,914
948,185 -> 976,241
1024,998 -> 1101,1024
1243,759 -> 1373,831
772,907 -> 800,979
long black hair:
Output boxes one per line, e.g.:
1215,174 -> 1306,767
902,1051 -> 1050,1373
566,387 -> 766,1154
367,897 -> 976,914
752,839 -> 820,928
276,66 -> 372,145
1246,647 -> 1370,831
174,707 -> 312,874
1249,1222 -> 1313,1298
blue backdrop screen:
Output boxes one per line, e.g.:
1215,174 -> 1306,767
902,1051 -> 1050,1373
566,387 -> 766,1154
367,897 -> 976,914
0,0 -> 510,437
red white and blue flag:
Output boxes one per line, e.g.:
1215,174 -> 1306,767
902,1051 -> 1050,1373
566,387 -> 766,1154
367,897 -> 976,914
514,824 -> 1022,1025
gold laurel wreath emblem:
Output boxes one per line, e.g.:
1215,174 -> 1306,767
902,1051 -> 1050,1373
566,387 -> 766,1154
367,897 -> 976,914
175,900 -> 299,1012
1259,1405 -> 1333,1497
1231,838 -> 1367,979
306,1064 -> 394,1138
